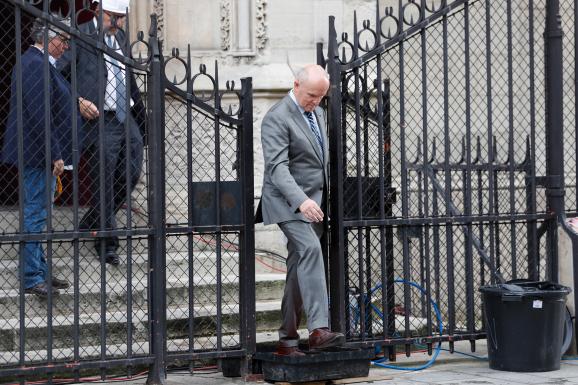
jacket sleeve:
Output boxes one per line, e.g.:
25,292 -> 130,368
22,61 -> 62,163
261,110 -> 308,212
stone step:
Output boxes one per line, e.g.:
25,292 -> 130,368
0,250 -> 284,289
0,328 -> 307,365
0,273 -> 286,317
0,232 -> 235,261
0,300 -> 284,352
0,250 -> 253,289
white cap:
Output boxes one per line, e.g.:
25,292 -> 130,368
97,0 -> 129,15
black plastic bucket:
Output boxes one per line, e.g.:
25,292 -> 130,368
479,280 -> 571,372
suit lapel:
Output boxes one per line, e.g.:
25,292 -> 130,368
286,97 -> 324,164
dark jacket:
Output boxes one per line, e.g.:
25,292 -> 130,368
1,47 -> 79,168
56,20 -> 146,141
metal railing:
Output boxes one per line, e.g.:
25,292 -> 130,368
0,1 -> 254,383
321,0 -> 574,359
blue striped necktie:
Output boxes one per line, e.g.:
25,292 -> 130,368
304,111 -> 323,156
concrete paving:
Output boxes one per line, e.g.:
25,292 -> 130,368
115,340 -> 578,385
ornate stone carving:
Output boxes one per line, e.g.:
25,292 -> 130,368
153,0 -> 164,42
255,0 -> 268,51
220,0 -> 232,51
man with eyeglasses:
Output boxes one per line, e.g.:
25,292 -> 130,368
1,18 -> 78,296
57,0 -> 146,267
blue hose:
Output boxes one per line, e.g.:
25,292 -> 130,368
356,279 -> 444,371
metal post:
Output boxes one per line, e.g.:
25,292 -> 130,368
239,77 -> 256,366
544,0 -> 564,283
326,16 -> 346,333
146,14 -> 167,385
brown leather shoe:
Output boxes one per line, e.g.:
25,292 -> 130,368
309,328 -> 345,350
275,345 -> 306,357
275,340 -> 306,357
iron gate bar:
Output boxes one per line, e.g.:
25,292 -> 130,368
164,226 -> 247,234
43,2 -> 58,369
240,76 -> 257,358
506,0 -> 518,280
123,15 -> 135,372
440,7 -> 457,342
351,12 -> 368,340
340,0 -> 470,71
162,349 -> 247,362
147,13 -> 167,385
68,1 -> 81,373
398,33 -> 410,352
327,15 -> 347,334
214,62 -> 223,354
419,8 -> 434,348
0,229 -> 155,242
0,357 -> 156,378
345,332 -> 487,348
463,0 -> 475,345
14,3 -> 25,372
373,4 -> 395,358
342,214 -> 551,228
526,0 -> 538,280
422,164 -> 505,284
484,0 -> 497,286
185,47 -> 196,364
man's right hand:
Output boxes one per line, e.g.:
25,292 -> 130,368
52,159 -> 64,176
78,97 -> 99,120
299,198 -> 324,222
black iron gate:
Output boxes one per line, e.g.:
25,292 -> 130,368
0,1 -> 254,383
321,0 -> 575,358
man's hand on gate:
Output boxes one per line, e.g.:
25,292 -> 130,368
53,159 -> 64,176
78,97 -> 99,120
299,199 -> 324,222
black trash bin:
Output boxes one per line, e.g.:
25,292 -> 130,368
479,280 -> 571,372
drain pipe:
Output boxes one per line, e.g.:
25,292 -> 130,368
544,0 -> 564,282
544,0 -> 577,354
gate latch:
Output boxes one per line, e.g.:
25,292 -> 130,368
531,175 -> 563,189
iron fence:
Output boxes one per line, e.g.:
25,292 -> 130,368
0,1 -> 254,383
322,0 -> 572,358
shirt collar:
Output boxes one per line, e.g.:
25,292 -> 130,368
289,89 -> 307,115
32,45 -> 56,67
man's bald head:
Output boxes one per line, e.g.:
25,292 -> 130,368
293,64 -> 330,112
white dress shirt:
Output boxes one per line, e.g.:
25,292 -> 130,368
94,18 -> 134,112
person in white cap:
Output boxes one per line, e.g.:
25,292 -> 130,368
56,0 -> 146,267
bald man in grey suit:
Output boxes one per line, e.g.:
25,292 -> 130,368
258,64 -> 345,356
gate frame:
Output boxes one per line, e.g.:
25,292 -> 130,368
0,2 -> 256,383
320,0 -> 574,352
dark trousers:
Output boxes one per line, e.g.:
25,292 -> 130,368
80,112 -> 143,253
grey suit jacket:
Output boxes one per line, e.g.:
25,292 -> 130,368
258,95 -> 329,225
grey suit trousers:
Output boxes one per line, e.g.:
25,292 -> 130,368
278,220 -> 329,345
